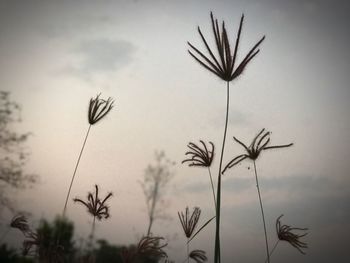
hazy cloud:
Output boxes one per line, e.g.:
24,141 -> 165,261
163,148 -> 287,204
77,39 -> 135,73
208,107 -> 251,128
63,38 -> 136,79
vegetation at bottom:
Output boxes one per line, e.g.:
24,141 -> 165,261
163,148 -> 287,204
0,217 -> 160,263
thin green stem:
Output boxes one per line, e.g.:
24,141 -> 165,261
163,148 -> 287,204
207,167 -> 216,211
215,81 -> 230,263
62,124 -> 92,217
264,240 -> 280,263
91,216 -> 96,248
253,160 -> 270,263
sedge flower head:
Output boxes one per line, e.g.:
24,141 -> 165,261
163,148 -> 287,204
73,184 -> 113,221
223,128 -> 293,174
276,214 -> 308,254
178,207 -> 201,239
189,249 -> 208,263
10,214 -> 30,236
188,12 -> 265,82
182,141 -> 214,167
88,93 -> 114,125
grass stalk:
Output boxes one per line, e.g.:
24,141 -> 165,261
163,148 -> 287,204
215,81 -> 230,263
62,124 -> 92,217
207,167 -> 216,211
187,238 -> 190,263
264,240 -> 280,263
253,160 -> 270,263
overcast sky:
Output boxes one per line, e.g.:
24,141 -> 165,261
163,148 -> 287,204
0,0 -> 349,262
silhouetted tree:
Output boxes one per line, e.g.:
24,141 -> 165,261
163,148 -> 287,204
140,151 -> 175,236
94,239 -> 159,263
0,91 -> 36,213
23,217 -> 75,263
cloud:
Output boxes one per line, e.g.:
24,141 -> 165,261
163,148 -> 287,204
208,107 -> 251,128
75,38 -> 136,74
60,38 -> 136,81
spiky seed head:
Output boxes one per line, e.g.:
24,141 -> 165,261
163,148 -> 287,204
178,207 -> 201,238
189,249 -> 208,263
222,128 -> 293,174
10,214 -> 30,236
88,93 -> 114,125
188,12 -> 265,82
137,236 -> 168,259
276,214 -> 308,254
73,184 -> 113,221
182,141 -> 215,167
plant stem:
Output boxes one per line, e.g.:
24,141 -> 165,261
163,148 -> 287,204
207,167 -> 216,211
146,178 -> 160,236
90,216 -> 96,248
62,124 -> 92,217
253,160 -> 270,263
264,240 -> 280,263
187,238 -> 190,263
215,81 -> 230,263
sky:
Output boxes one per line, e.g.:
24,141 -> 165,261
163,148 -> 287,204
0,0 -> 349,262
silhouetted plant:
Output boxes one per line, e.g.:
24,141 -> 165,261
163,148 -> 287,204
21,217 -> 74,262
137,236 -> 167,259
0,91 -> 37,213
62,94 -> 114,218
22,231 -> 40,257
275,215 -> 308,254
182,141 -> 216,210
73,184 -> 113,251
223,128 -> 293,263
189,249 -> 207,263
141,151 -> 175,236
10,215 -> 30,236
178,207 -> 201,263
0,243 -> 34,263
121,236 -> 168,263
188,12 -> 265,263
182,141 -> 214,168
222,128 -> 293,174
88,94 -> 114,125
0,214 -> 30,243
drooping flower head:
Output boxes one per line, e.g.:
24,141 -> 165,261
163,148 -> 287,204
222,128 -> 293,174
276,214 -> 308,254
10,214 -> 30,236
137,236 -> 168,259
22,231 -> 40,256
190,249 -> 208,263
182,141 -> 215,167
120,236 -> 168,263
88,93 -> 114,125
188,12 -> 265,82
178,207 -> 201,239
73,185 -> 113,220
